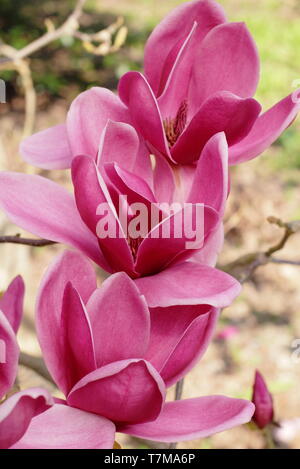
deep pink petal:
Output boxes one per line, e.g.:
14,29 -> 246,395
149,307 -> 219,387
190,222 -> 224,266
172,92 -> 261,164
118,72 -> 171,159
153,154 -> 176,204
0,276 -> 24,333
0,171 -> 104,266
230,91 -> 300,164
0,388 -> 53,449
20,124 -> 73,169
189,22 -> 260,113
120,396 -> 255,442
0,311 -> 19,399
144,0 -> 226,96
135,261 -> 241,308
86,272 -> 150,367
67,359 -> 165,424
72,155 -> 135,275
36,250 -> 97,395
67,87 -> 129,158
61,283 -> 97,393
97,120 -> 153,187
135,205 -> 219,276
187,133 -> 228,215
157,22 -> 198,119
11,404 -> 115,449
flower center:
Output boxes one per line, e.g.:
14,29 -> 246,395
163,100 -> 188,148
127,236 -> 143,261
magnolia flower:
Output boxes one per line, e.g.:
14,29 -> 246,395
20,0 -> 299,170
251,370 -> 274,429
0,388 -> 54,449
0,276 -> 24,398
0,126 -> 238,301
0,277 -> 53,449
5,251 -> 254,449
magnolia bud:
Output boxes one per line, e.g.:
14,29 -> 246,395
252,370 -> 274,429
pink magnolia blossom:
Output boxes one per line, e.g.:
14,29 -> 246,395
0,278 -> 53,449
19,0 -> 299,170
0,388 -> 54,449
0,276 -> 24,398
4,250 -> 254,449
251,370 -> 274,429
0,128 -> 238,303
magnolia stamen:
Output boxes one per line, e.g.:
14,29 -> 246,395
163,100 -> 188,148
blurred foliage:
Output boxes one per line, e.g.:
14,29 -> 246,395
0,0 -> 299,168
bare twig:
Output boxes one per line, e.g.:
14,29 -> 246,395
19,352 -> 55,384
0,0 -> 127,138
0,0 -> 86,65
221,217 -> 300,283
0,235 -> 56,247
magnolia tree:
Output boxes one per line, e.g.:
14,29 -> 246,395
0,0 -> 299,450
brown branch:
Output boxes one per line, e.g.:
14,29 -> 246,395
0,0 -> 86,65
168,379 -> 185,449
0,235 -> 56,247
19,352 -> 55,384
221,217 -> 300,283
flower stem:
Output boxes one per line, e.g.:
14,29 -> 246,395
168,378 -> 185,449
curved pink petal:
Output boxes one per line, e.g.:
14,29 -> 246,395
153,154 -> 175,204
135,261 -> 241,308
229,91 -> 300,164
36,250 -> 97,395
0,276 -> 24,333
172,92 -> 261,164
189,22 -> 260,113
118,72 -> 170,159
145,305 -> 218,386
97,120 -> 139,169
86,272 -> 150,367
67,87 -> 129,158
72,155 -> 135,275
190,222 -> 224,266
135,205 -> 219,276
61,283 -> 97,394
0,388 -> 53,449
0,171 -> 104,267
144,0 -> 226,96
187,133 -> 228,215
104,162 -> 156,208
157,22 -> 198,119
12,404 -> 115,449
67,359 -> 165,424
152,307 -> 219,387
0,311 -> 19,399
120,395 -> 255,442
97,121 -> 153,187
20,124 -> 73,170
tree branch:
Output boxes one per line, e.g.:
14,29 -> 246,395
0,235 -> 56,247
0,0 -> 86,65
19,352 -> 55,384
221,217 -> 300,283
